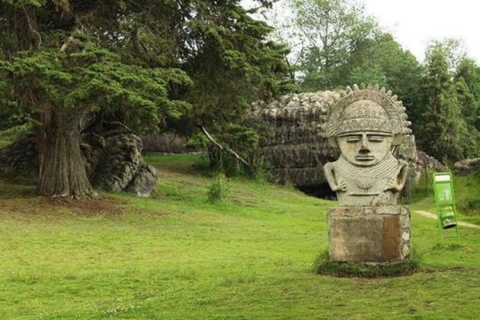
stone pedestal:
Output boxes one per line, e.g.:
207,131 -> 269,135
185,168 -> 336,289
327,206 -> 411,263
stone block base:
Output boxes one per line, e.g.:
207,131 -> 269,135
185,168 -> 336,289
327,206 -> 411,263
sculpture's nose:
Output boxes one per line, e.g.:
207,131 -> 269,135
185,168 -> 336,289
359,135 -> 370,153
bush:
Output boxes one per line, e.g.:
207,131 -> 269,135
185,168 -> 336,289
207,174 -> 230,203
457,199 -> 480,216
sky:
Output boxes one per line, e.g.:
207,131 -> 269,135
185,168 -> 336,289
363,0 -> 480,62
243,0 -> 480,63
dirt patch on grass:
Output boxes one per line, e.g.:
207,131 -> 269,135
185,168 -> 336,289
42,196 -> 128,217
0,195 -> 128,218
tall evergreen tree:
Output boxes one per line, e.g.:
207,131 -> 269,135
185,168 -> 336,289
0,0 -> 292,198
419,44 -> 473,163
455,58 -> 480,130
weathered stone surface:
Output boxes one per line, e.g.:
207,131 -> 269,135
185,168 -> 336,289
142,133 -> 190,153
92,134 -> 144,192
328,206 -> 411,263
383,216 -> 401,261
329,214 -> 384,262
417,150 -> 446,172
322,86 -> 410,207
250,91 -> 341,186
81,133 -> 106,177
454,158 -> 480,175
125,163 -> 157,196
0,133 -> 38,178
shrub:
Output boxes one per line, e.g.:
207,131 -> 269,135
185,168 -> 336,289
207,174 -> 230,203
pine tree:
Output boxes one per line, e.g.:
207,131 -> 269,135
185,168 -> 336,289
420,45 -> 472,164
455,58 -> 480,130
0,0 -> 291,197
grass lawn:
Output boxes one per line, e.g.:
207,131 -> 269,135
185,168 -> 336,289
1,154 -> 480,319
413,171 -> 480,225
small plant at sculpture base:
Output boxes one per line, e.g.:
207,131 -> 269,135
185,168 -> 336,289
313,251 -> 420,278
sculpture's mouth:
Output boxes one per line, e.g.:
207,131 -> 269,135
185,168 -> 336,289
355,155 -> 375,161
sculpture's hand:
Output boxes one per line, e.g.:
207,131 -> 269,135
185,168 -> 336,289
334,179 -> 347,192
384,161 -> 408,192
384,177 -> 401,192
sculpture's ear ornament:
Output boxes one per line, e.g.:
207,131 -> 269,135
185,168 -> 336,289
318,84 -> 411,147
328,137 -> 339,148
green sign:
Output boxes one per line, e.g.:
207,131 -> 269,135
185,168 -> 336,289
432,173 -> 458,232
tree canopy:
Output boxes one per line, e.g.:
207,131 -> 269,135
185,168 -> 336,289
0,0 -> 293,197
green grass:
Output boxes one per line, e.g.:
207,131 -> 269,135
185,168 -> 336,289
1,154 -> 480,319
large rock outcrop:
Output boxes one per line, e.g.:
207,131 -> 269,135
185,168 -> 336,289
249,91 -> 443,193
142,133 -> 190,153
0,133 -> 157,196
417,150 -> 446,172
0,134 -> 38,178
250,91 -> 340,186
454,158 -> 480,175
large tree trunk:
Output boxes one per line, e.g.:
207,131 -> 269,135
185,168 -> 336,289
38,109 -> 96,198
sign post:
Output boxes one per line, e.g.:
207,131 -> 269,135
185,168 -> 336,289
432,173 -> 458,237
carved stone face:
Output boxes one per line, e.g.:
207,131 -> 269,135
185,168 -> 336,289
337,132 -> 393,167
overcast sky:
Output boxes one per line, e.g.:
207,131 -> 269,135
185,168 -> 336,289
363,0 -> 480,62
244,0 -> 480,63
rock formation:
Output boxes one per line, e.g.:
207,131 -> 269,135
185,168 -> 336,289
142,133 -> 190,153
250,91 -> 340,187
454,158 -> 480,175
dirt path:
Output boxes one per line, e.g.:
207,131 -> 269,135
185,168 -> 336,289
415,210 -> 480,229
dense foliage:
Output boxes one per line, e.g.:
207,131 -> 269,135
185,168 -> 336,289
418,42 -> 480,163
0,0 -> 293,196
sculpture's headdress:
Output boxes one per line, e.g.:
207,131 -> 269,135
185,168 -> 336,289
320,84 -> 412,147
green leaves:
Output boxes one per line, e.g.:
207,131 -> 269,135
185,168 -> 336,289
0,0 -> 292,144
292,0 -> 378,90
418,42 -> 479,164
0,43 -> 192,133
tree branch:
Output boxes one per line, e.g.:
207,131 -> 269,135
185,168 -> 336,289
201,126 -> 250,166
23,7 -> 41,48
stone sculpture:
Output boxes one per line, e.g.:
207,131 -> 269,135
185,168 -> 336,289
322,87 -> 411,206
321,84 -> 412,263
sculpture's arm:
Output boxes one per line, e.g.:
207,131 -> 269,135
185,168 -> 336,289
384,161 -> 408,192
324,163 -> 347,192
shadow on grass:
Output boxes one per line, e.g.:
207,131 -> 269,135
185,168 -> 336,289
0,178 -> 130,218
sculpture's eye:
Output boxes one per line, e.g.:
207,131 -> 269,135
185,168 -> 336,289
368,135 -> 384,142
346,136 -> 361,143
